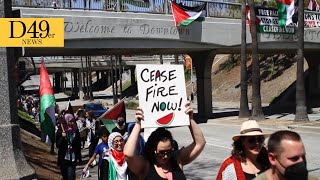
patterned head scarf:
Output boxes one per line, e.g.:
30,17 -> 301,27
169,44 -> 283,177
64,113 -> 74,123
108,132 -> 123,150
63,113 -> 76,133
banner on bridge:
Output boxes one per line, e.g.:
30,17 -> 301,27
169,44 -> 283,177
253,7 -> 320,34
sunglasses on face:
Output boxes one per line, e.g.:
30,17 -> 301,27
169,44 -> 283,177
247,136 -> 265,144
155,150 -> 173,158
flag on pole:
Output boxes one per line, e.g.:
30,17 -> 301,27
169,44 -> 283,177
277,0 -> 295,27
246,6 -> 261,32
307,0 -> 320,11
98,100 -> 126,133
39,59 -> 56,144
65,100 -> 74,115
246,6 -> 252,31
171,0 -> 206,26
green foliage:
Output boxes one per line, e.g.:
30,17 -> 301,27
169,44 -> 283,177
118,81 -> 131,92
125,100 -> 139,110
64,91 -> 72,96
237,0 -> 278,8
218,54 -> 240,72
185,70 -> 191,81
18,110 -> 35,124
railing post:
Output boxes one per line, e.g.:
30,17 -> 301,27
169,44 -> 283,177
152,0 -> 155,12
117,0 -> 120,11
164,0 -> 168,14
206,2 -> 209,17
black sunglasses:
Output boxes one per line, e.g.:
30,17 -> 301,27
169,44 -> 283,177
155,150 -> 173,158
247,136 -> 265,144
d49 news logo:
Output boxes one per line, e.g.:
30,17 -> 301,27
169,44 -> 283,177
0,18 -> 64,47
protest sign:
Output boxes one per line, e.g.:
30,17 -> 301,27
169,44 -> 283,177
136,64 -> 189,128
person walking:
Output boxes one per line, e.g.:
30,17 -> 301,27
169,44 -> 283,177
254,130 -> 318,180
108,132 -> 128,180
217,120 -> 270,180
86,110 -> 100,159
112,116 -> 128,137
83,127 -> 110,180
124,102 -> 206,179
56,113 -> 80,180
76,109 -> 87,148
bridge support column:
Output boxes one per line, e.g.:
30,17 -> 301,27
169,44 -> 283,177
0,0 -> 36,178
107,70 -> 112,87
73,69 -> 78,99
130,67 -> 135,86
54,72 -> 62,92
305,53 -> 320,105
190,51 -> 216,123
78,68 -> 84,100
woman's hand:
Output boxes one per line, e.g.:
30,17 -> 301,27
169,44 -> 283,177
135,107 -> 144,124
83,165 -> 88,173
62,132 -> 66,137
185,101 -> 193,121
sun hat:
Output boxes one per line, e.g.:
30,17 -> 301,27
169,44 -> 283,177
232,120 -> 270,141
108,132 -> 123,149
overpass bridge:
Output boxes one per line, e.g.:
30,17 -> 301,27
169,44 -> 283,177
24,55 -> 182,72
13,0 -> 320,122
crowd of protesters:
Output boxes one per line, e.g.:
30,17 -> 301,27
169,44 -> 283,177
30,98 -> 317,180
17,95 -> 40,123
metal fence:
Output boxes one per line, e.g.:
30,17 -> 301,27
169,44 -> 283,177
12,0 -> 241,19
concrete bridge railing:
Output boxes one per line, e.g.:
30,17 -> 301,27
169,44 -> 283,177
13,0 -> 242,19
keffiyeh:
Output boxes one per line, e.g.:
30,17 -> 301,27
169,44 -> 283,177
107,132 -> 127,180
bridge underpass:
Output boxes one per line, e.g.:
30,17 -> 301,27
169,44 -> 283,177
14,3 -> 320,123
22,55 -> 183,99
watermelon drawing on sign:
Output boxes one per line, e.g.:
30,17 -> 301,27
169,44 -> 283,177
156,112 -> 174,126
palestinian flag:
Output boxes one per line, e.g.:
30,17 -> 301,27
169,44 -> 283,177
308,0 -> 320,11
277,0 -> 295,27
246,6 -> 252,31
39,60 -> 56,144
171,0 -> 205,26
246,6 -> 261,32
98,100 -> 126,133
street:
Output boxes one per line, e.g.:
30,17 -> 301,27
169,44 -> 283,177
77,109 -> 320,179
173,119 -> 320,179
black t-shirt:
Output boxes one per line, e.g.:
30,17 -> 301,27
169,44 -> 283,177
112,126 -> 127,136
145,158 -> 186,180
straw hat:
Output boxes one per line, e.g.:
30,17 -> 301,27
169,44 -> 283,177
232,120 -> 270,141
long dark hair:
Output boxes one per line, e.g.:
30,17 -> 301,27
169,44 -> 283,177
231,137 -> 270,170
231,138 -> 246,162
143,128 -> 174,164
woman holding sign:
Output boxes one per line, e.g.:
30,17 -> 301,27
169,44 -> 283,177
124,102 -> 206,179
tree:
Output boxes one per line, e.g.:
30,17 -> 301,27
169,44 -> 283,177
88,56 -> 94,101
239,0 -> 251,118
248,0 -> 265,120
295,0 -> 309,121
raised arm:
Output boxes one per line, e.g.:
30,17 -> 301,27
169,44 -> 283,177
124,107 -> 147,175
177,102 -> 206,166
